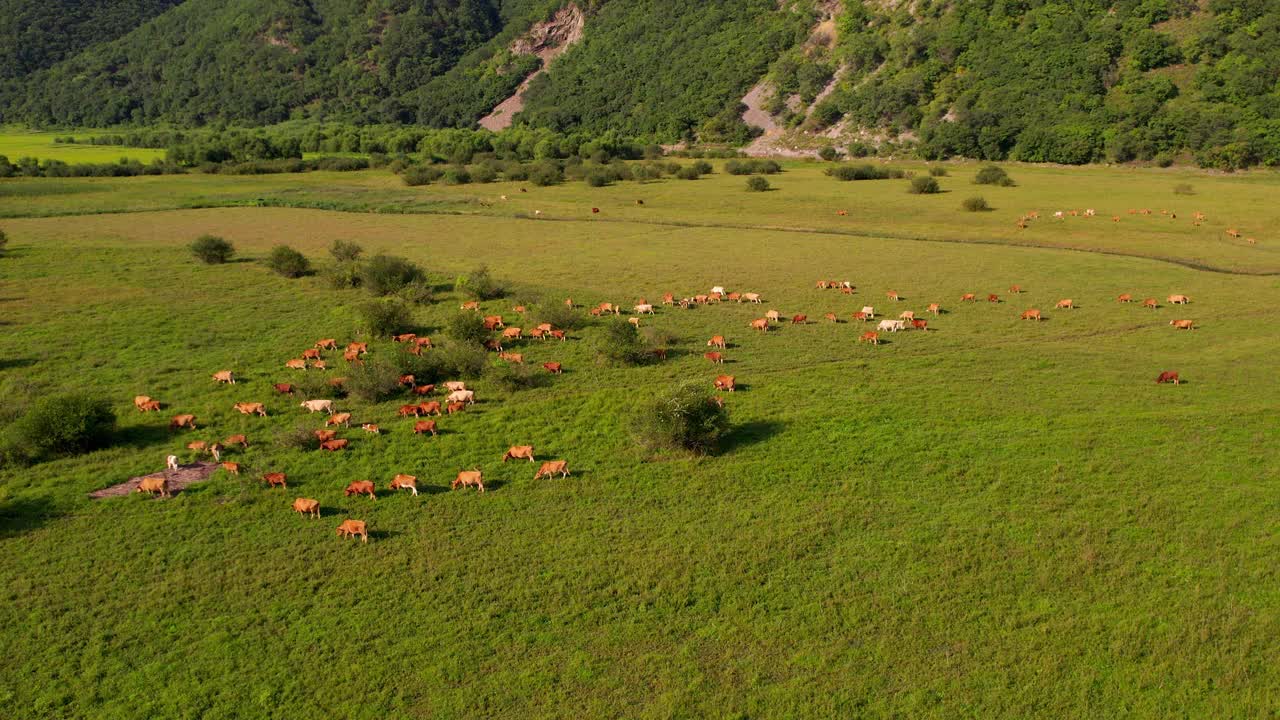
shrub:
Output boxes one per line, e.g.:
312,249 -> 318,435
847,142 -> 872,157
692,160 -> 713,175
456,265 -> 504,300
676,166 -> 702,180
438,342 -> 488,379
344,357 -> 405,402
486,362 -> 546,392
324,261 -> 362,289
441,166 -> 471,185
190,234 -> 234,264
358,298 -> 413,337
537,303 -> 588,331
929,166 -> 949,177
817,146 -> 839,161
908,176 -> 941,194
2,394 -> 115,464
0,228 -> 7,255
402,165 -> 443,186
1173,183 -> 1195,195
827,164 -> 891,181
596,318 -> 648,365
329,239 -> 363,262
446,311 -> 490,346
471,165 -> 497,183
361,254 -> 425,296
746,177 -> 771,192
293,373 -> 344,400
962,196 -> 991,212
529,163 -> 563,186
585,172 -> 610,187
274,424 -> 320,451
632,382 -> 729,455
397,280 -> 435,305
974,165 -> 1015,186
265,245 -> 311,278
1155,154 -> 1175,168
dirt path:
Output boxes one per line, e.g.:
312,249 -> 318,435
90,461 -> 218,499
478,4 -> 585,131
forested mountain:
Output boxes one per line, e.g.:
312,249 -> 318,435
1,0 -> 1278,167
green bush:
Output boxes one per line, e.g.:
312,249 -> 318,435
190,234 -> 234,264
962,196 -> 991,212
324,261 -> 362,289
529,163 -> 563,186
596,318 -> 648,365
827,164 -> 892,181
402,165 -> 443,186
329,239 -> 363,262
0,228 -> 7,255
929,166 -> 949,177
265,245 -> 310,278
358,298 -> 413,337
746,176 -> 770,192
2,394 -> 115,464
361,254 -> 425,296
397,280 -> 435,305
818,146 -> 839,161
485,362 -> 547,392
908,176 -> 941,194
676,166 -> 702,180
974,165 -> 1014,186
441,166 -> 471,185
456,265 -> 504,300
274,424 -> 320,451
470,164 -> 497,183
585,172 -> 610,187
438,342 -> 488,379
632,382 -> 729,455
344,357 -> 405,402
692,160 -> 713,175
446,311 -> 490,346
293,373 -> 345,401
537,303 -> 588,331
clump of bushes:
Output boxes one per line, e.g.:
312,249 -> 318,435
190,234 -> 235,264
929,166 -> 949,177
265,245 -> 310,278
446,311 -> 490,346
528,163 -> 563,186
293,373 -> 345,400
1,394 -> 115,465
974,165 -> 1015,186
962,196 -> 991,212
437,342 -> 488,378
818,146 -> 840,161
344,357 -> 405,402
676,165 -> 703,180
274,425 -> 320,451
441,166 -> 471,185
632,382 -> 729,455
724,159 -> 782,175
595,318 -> 649,365
402,165 -> 443,186
486,362 -> 546,392
908,176 -> 941,194
826,164 -> 899,181
746,177 -> 771,192
361,254 -> 425,296
329,239 -> 363,262
537,303 -> 587,331
358,298 -> 413,337
456,265 -> 505,301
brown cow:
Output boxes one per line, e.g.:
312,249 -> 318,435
498,352 -> 524,364
452,470 -> 485,492
302,348 -> 321,360
1142,298 -> 1158,309
413,384 -> 436,395
1009,284 -> 1023,294
927,303 -> 941,315
212,370 -> 235,384
543,362 -> 563,374
513,305 -> 527,314
140,400 -> 161,412
1156,371 -> 1180,385
389,475 -> 418,496
987,294 -> 1000,303
707,335 -> 727,349
398,374 -> 416,386
314,430 -> 338,442
233,402 -> 267,416
1117,294 -> 1133,303
1055,299 -> 1074,310
1168,294 -> 1190,305
413,420 -> 437,436
273,383 -> 295,394
399,404 -> 422,417
285,359 -> 308,371
704,352 -> 724,364
550,330 -> 566,341
326,413 -> 352,427
220,461 -> 240,475
534,460 -> 570,480
347,342 -> 368,355
418,401 -> 442,416
662,293 -> 675,305
133,395 -> 155,411
137,476 -> 170,498
652,348 -> 668,360
713,375 -> 736,392
502,327 -> 523,340
320,439 -> 349,451
312,359 -> 328,370
824,312 -> 838,323
292,498 -> 320,519
791,314 -> 807,324
1170,319 -> 1195,330
859,331 -> 880,345
961,293 -> 977,302
343,350 -> 361,364
393,333 -> 417,344
446,402 -> 466,415
169,414 -> 197,430
886,291 -> 901,301
316,339 -> 338,350
344,480 -> 376,499
483,315 -> 505,330
483,339 -> 504,353
852,311 -> 868,322
224,434 -> 248,448
750,319 -> 769,332
503,446 -> 535,463
911,319 -> 928,330
1021,309 -> 1042,321
336,519 -> 368,542
263,472 -> 287,489
415,337 -> 433,349
529,327 -> 547,340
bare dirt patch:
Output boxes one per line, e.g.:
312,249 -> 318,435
90,461 -> 218,499
478,4 -> 585,131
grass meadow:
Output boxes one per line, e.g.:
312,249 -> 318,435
0,127 -> 165,164
0,158 -> 1278,718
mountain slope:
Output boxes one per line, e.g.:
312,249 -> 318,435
0,0 -> 182,81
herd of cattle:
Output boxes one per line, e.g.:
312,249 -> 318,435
124,277 -> 1195,540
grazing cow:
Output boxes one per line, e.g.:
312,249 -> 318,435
742,293 -> 762,304
711,286 -> 726,296
447,390 -> 476,405
840,286 -> 854,295
1156,371 -> 1180,385
1021,309 -> 1042,321
912,319 -> 928,331
285,359 -> 307,371
413,384 -> 436,395
137,477 -> 170,498
765,310 -> 782,322
461,301 -> 480,311
344,481 -> 376,500
165,454 -> 180,471
529,327 -> 547,340
208,443 -> 223,462
389,475 -> 419,496
419,401 -> 442,416
139,400 -> 161,412
414,337 -> 433,349
542,362 -> 563,374
182,442 -> 201,456
899,311 -> 915,321
961,293 -> 976,302
750,319 -> 769,332
535,322 -> 552,332
1226,229 -> 1241,239
446,401 -> 466,415
635,304 -> 656,315
336,519 -> 368,542
886,291 -> 901,301
534,460 -> 570,480
550,330 -> 566,341
628,317 -> 641,328
311,360 -> 328,370
316,339 -> 338,350
413,420 -> 437,436
1117,294 -> 1132,303
133,395 -> 154,411
816,280 -> 830,289
707,335 -> 727,349
314,429 -> 337,442
877,319 -> 906,333
300,399 -> 334,414
513,305 -> 527,315
292,498 -> 320,519
233,402 -> 267,416
399,404 -> 422,417
170,414 -> 197,430
302,348 -> 321,360
503,446 -> 535,463
393,333 -> 417,343
852,311 -> 868,322
212,370 -> 235,384
1168,294 -> 1190,305
1170,320 -> 1195,330
361,424 -> 380,434
713,375 -> 736,392
1055,299 -> 1074,310
837,210 -> 848,216
1010,285 -> 1023,294
263,472 -> 287,489
987,294 -> 1000,303
662,293 -> 675,305
452,470 -> 485,492
220,461 -> 240,475
1142,298 -> 1158,309
224,434 -> 248,448
791,314 -> 807,325
398,374 -> 416,386
346,343 -> 368,355
273,383 -> 294,394
1112,216 -> 1121,222
652,348 -> 668,360
704,352 -> 724,364
326,413 -> 352,428
927,303 -> 941,315
693,295 -> 709,305
821,313 -> 838,324
343,350 -> 361,364
499,352 -> 524,364
861,306 -> 875,318
859,332 -> 880,345
483,339 -> 504,352
483,315 -> 505,330
502,327 -> 523,340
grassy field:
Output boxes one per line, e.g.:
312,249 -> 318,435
0,127 -> 165,164
1,160 -> 1278,718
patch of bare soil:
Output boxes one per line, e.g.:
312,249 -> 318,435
478,4 -> 585,131
90,462 -> 218,499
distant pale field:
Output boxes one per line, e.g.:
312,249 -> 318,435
0,127 -> 164,163
0,161 -> 1278,717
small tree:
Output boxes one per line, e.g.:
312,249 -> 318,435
344,357 -> 404,402
632,382 -> 729,455
485,362 -> 546,392
190,235 -> 234,264
595,318 -> 647,365
456,266 -> 505,300
265,245 -> 311,278
446,311 -> 489,346
676,166 -> 702,180
329,239 -> 363,262
537,303 -> 587,331
358,298 -> 413,337
908,176 -> 941,194
2,394 -> 115,464
746,177 -> 770,192
438,342 -> 488,378
962,196 -> 991,212
361,254 -> 425,296
974,165 -> 1014,186
818,146 -> 839,161
929,166 -> 949,177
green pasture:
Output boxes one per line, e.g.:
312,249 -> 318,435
0,162 -> 1278,718
0,128 -> 164,164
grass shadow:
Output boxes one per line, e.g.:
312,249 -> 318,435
115,423 -> 175,450
0,357 -> 35,369
0,495 -> 62,539
721,420 -> 786,453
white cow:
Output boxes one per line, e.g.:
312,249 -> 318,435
166,455 -> 179,471
899,310 -> 915,321
861,306 -> 875,318
877,319 -> 906,333
444,381 -> 467,392
765,310 -> 782,322
447,390 -> 476,405
710,286 -> 726,295
742,293 -> 762,303
634,304 -> 655,315
299,399 -> 335,414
